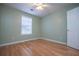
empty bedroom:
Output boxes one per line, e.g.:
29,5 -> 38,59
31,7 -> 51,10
0,3 -> 79,56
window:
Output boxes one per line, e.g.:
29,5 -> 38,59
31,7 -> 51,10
21,16 -> 32,35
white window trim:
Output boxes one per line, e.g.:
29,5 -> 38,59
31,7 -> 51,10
21,15 -> 32,35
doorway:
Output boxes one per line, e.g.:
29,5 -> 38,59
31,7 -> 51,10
67,7 -> 79,50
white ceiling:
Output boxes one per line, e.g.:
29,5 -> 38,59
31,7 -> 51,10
4,3 -> 71,17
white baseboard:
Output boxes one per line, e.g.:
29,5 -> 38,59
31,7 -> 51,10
0,38 -> 39,47
0,37 -> 66,47
40,37 -> 66,45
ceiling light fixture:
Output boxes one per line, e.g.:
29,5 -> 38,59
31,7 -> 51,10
33,3 -> 48,10
36,6 -> 43,10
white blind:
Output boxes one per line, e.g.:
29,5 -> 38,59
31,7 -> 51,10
21,16 -> 32,35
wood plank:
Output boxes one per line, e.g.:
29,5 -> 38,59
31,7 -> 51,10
0,39 -> 79,56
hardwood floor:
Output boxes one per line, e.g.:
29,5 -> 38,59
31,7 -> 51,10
0,39 -> 79,56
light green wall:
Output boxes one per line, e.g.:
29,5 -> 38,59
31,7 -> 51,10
0,5 -> 41,44
0,4 -> 79,44
41,10 -> 67,43
41,4 -> 79,43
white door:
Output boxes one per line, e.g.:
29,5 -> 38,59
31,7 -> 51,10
67,7 -> 79,50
